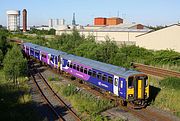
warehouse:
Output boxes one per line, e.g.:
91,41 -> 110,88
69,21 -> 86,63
56,23 -> 150,46
136,24 -> 180,52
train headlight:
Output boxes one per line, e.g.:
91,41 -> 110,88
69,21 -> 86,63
128,94 -> 134,99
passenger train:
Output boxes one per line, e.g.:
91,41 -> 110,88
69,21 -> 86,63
23,42 -> 149,107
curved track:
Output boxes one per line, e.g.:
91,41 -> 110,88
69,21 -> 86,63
29,62 -> 81,121
132,63 -> 180,78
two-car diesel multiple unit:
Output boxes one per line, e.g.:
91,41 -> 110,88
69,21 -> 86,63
23,42 -> 149,107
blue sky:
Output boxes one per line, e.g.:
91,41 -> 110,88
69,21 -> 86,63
0,0 -> 180,26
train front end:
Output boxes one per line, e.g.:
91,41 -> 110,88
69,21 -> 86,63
126,74 -> 149,107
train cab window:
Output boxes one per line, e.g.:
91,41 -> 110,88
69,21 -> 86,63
70,63 -> 73,68
92,71 -> 96,77
73,64 -> 76,69
128,77 -> 134,88
102,75 -> 107,81
77,65 -> 80,71
84,68 -> 87,74
80,66 -> 83,72
67,62 -> 70,67
108,76 -> 113,84
145,76 -> 148,87
88,70 -> 92,76
97,73 -> 102,80
139,76 -> 148,87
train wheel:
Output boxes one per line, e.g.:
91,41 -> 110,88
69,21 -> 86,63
120,100 -> 127,106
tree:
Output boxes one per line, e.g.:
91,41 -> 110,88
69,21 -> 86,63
0,50 -> 3,65
3,45 -> 27,84
0,35 -> 9,55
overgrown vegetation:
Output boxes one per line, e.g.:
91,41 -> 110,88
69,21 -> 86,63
0,29 -> 41,120
49,82 -> 118,121
150,76 -> 180,117
0,70 -> 41,121
159,77 -> 180,90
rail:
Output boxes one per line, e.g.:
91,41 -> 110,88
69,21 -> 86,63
131,62 -> 180,78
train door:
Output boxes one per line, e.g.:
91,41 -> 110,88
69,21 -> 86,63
113,76 -> 119,96
119,78 -> 126,99
58,55 -> 61,70
134,77 -> 145,99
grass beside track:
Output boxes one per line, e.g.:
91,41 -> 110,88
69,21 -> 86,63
149,76 -> 180,117
0,70 -> 41,121
48,77 -> 124,121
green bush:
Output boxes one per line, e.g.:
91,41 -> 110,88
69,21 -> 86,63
159,77 -> 180,90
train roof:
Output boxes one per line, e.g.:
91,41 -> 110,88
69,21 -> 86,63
23,42 -> 67,56
63,54 -> 143,78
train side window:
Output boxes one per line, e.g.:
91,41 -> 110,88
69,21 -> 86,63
114,78 -> 118,86
67,62 -> 70,67
128,77 -> 134,88
73,64 -> 76,69
102,75 -> 107,81
55,56 -> 58,64
97,73 -> 102,80
50,56 -> 53,61
92,71 -> 96,77
77,65 -> 79,71
88,70 -> 92,76
80,66 -> 83,72
42,54 -> 46,58
70,63 -> 73,68
84,68 -> 87,74
108,76 -> 113,84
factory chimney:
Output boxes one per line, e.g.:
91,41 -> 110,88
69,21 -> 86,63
23,9 -> 27,32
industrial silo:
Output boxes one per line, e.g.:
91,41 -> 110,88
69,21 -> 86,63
6,10 -> 20,31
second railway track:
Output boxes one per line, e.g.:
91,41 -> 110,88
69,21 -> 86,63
29,61 -> 81,121
132,63 -> 180,78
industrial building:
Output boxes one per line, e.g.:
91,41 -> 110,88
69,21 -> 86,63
136,24 -> 180,52
6,10 -> 20,31
56,17 -> 150,45
94,17 -> 123,26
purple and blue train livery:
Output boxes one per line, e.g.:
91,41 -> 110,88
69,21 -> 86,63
23,42 -> 149,106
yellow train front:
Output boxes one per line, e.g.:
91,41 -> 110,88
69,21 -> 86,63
125,74 -> 149,108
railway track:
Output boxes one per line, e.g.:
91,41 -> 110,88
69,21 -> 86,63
132,62 -> 180,78
29,62 -> 81,121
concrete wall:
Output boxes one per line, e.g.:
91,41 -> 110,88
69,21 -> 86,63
136,25 -> 180,52
56,30 -> 146,45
